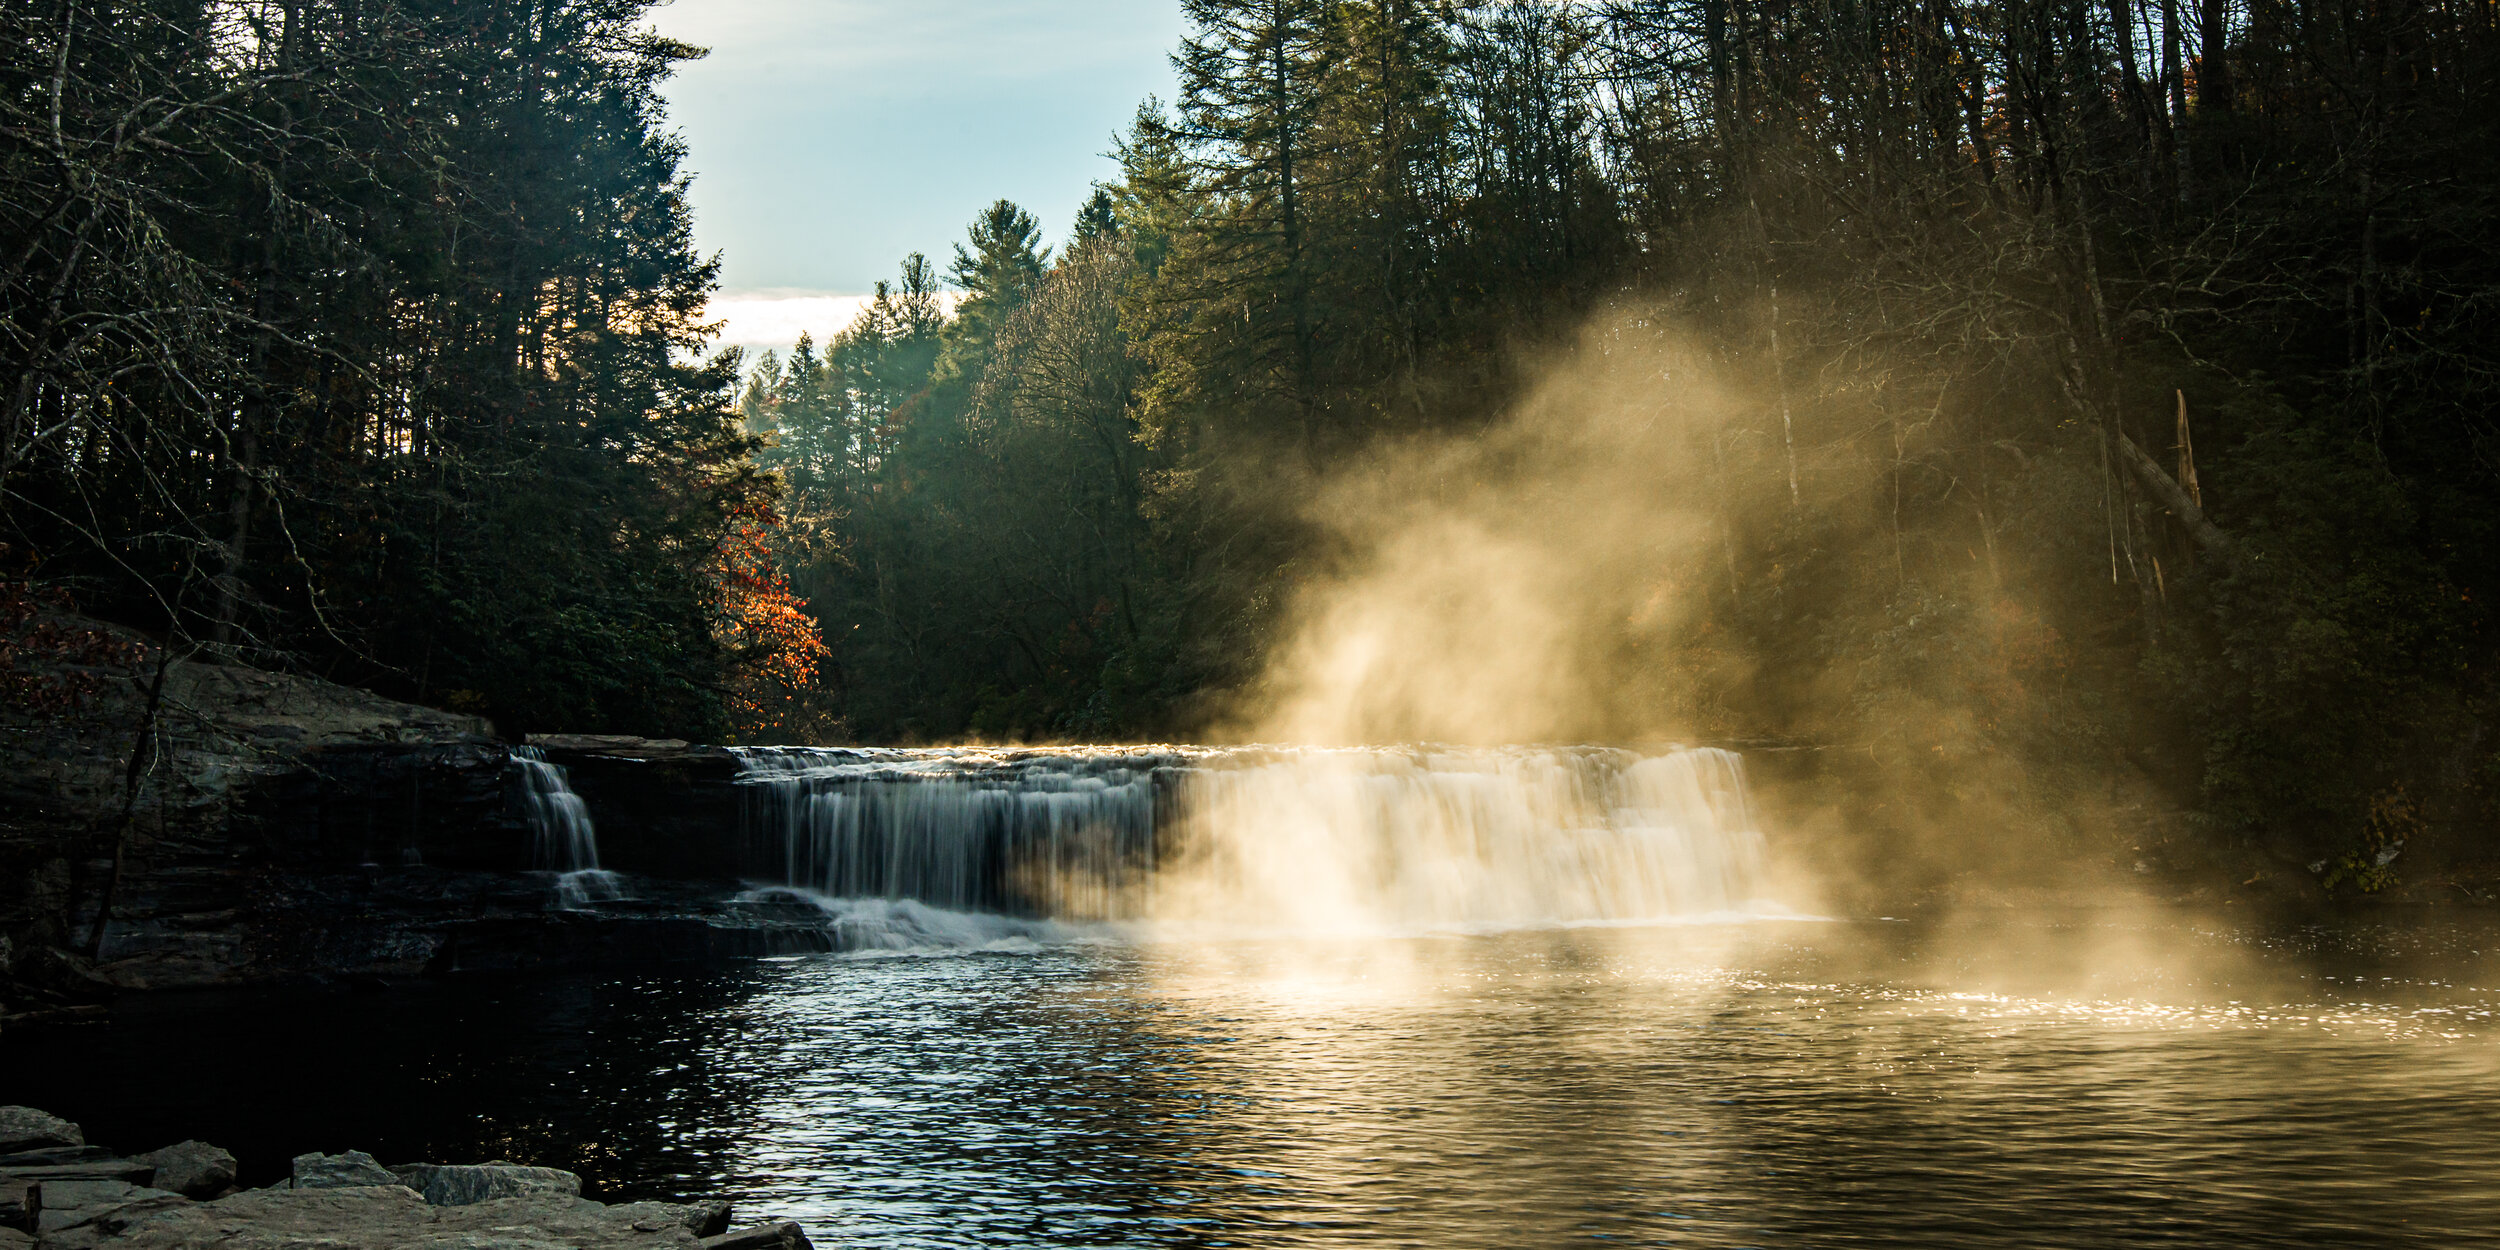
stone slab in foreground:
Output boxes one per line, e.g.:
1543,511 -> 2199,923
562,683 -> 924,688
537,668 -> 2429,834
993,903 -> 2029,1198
1,1109 -> 805,1250
70,1184 -> 723,1249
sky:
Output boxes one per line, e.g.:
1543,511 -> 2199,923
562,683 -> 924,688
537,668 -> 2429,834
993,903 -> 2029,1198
650,0 -> 1185,355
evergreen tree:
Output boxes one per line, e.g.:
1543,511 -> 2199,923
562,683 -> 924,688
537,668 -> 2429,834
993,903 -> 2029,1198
1072,187 -> 1123,244
0,0 -> 794,739
1156,0 -> 1340,450
944,199 -> 1052,374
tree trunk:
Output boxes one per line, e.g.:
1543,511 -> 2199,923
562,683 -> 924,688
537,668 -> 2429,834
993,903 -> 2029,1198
2117,429 -> 2232,558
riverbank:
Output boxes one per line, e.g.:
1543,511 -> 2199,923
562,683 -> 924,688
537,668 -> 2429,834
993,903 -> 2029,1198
0,1104 -> 812,1249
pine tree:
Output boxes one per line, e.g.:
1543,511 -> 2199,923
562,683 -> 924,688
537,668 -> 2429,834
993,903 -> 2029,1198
1157,0 -> 1339,450
947,199 -> 1052,364
1072,187 -> 1123,245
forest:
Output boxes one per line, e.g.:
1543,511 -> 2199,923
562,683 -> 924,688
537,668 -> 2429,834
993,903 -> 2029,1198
6,0 -> 2497,881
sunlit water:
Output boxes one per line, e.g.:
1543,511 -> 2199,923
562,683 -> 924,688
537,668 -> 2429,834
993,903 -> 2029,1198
9,910 -> 2500,1247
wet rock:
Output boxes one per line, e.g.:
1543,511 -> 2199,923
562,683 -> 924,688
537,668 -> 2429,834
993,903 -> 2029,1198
0,1108 -> 80,1154
133,1140 -> 236,1199
682,1200 -> 736,1238
415,1162 -> 582,1206
103,1184 -> 706,1248
609,1199 -> 733,1237
0,1178 -> 31,1231
291,1149 -> 397,1188
700,1219 -> 815,1250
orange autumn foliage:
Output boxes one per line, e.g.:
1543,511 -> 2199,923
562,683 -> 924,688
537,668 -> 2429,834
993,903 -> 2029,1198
713,510 -> 831,740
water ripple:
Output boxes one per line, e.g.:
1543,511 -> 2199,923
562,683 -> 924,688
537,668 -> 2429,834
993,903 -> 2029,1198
7,912 -> 2499,1247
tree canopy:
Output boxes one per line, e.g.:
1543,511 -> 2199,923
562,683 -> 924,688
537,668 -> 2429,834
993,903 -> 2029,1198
740,0 -> 2500,885
7,0 -> 2495,886
0,0 -> 820,740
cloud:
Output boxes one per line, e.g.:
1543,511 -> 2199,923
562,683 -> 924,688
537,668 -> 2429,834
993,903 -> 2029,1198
704,290 -> 878,353
703,288 -> 965,355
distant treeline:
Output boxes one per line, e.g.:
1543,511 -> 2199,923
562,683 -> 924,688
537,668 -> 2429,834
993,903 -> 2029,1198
746,0 -> 2497,875
5,1 -> 2496,876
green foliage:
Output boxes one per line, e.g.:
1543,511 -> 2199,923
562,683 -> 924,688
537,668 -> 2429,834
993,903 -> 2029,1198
748,205 -> 1171,741
740,0 -> 2500,895
33,0 -> 2486,894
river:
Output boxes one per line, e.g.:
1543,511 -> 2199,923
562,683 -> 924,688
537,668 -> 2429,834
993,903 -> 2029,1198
8,907 -> 2498,1247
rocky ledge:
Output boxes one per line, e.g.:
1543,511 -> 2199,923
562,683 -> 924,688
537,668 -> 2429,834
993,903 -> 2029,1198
0,1106 -> 812,1250
1,624 -> 827,1005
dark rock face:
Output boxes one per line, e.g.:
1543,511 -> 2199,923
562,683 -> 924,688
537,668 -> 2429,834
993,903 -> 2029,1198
0,1177 -> 32,1232
1,644 -> 838,995
67,742 -> 537,991
528,740 -> 754,880
130,1142 -> 234,1200
1,642 -> 507,997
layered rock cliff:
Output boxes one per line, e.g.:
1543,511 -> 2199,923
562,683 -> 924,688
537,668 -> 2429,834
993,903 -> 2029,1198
1,628 -> 812,1008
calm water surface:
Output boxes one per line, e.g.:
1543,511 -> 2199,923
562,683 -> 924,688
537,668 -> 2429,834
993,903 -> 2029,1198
9,909 -> 2500,1248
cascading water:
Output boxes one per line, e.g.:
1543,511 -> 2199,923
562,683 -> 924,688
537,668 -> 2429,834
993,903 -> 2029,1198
512,745 -> 621,907
1158,746 -> 1768,933
731,745 -> 1770,934
733,748 -> 1172,920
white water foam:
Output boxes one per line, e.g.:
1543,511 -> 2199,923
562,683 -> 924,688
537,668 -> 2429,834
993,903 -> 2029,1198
731,745 -> 1780,940
736,887 -> 1103,957
1155,747 -> 1773,936
733,747 -> 1171,920
513,745 -> 623,908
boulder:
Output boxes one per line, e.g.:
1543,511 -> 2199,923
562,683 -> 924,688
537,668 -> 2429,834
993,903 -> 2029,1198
102,1184 -> 706,1248
291,1149 -> 398,1189
700,1219 -> 815,1250
0,1108 -> 79,1154
414,1162 -> 583,1206
609,1199 -> 734,1237
133,1140 -> 237,1199
31,1178 -> 187,1236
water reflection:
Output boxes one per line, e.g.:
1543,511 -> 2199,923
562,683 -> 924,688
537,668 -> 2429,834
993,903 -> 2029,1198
6,911 -> 2498,1247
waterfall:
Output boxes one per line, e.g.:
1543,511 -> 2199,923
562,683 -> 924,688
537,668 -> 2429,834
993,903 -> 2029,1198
1157,747 -> 1767,932
512,745 -> 621,906
733,745 -> 1769,930
733,748 -> 1171,919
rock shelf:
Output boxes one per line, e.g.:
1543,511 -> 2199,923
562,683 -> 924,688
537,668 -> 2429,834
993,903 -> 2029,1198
0,1107 -> 811,1249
